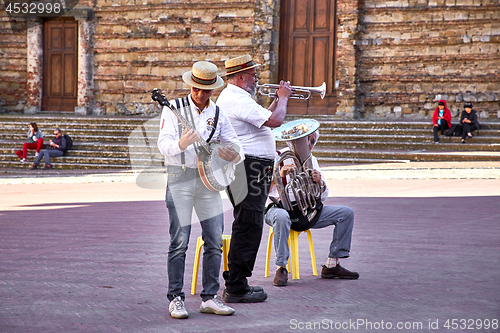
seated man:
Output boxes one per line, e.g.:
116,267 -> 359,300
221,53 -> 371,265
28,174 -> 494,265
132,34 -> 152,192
264,130 -> 359,286
31,128 -> 66,170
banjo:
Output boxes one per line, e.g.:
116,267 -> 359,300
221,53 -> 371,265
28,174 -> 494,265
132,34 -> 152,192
151,89 -> 236,191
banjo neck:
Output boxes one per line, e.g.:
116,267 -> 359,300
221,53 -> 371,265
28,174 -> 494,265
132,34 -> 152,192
151,89 -> 211,156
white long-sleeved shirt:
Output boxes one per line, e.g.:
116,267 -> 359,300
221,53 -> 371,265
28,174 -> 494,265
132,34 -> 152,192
157,95 -> 244,168
216,83 -> 276,160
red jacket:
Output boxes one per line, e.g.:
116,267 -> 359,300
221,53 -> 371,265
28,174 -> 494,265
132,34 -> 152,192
432,100 -> 452,128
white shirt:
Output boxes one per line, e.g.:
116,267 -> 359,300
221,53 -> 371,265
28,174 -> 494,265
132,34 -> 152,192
216,83 -> 276,160
157,95 -> 244,168
268,151 -> 329,205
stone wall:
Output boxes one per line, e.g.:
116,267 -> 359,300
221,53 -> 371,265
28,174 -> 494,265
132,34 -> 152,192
0,0 -> 279,115
1,0 -> 499,119
357,0 -> 500,120
0,14 -> 27,112
92,0 -> 278,115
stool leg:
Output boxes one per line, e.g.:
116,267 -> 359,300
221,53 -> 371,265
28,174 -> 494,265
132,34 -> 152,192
286,237 -> 291,273
191,236 -> 204,295
289,231 -> 300,280
222,235 -> 230,272
264,227 -> 273,277
306,230 -> 317,276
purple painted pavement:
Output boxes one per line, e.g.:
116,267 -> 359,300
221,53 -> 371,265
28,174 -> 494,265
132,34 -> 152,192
1,196 -> 499,332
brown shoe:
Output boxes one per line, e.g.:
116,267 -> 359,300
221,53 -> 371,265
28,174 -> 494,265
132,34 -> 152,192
321,264 -> 359,279
273,267 -> 288,286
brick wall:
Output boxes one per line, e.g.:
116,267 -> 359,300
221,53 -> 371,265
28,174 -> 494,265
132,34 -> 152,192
1,0 -> 499,119
0,16 -> 27,112
357,0 -> 500,120
93,0 -> 277,115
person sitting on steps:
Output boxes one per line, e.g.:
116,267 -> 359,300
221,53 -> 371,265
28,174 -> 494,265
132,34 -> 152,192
31,128 -> 66,170
460,102 -> 480,144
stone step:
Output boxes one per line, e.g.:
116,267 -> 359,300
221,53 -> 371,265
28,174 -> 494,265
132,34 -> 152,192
317,139 -> 500,151
313,148 -> 500,162
0,114 -> 154,125
0,154 -> 163,166
0,122 -> 158,131
0,133 -> 148,143
0,147 -> 163,159
0,160 -> 133,170
318,127 -> 500,137
321,132 -> 500,143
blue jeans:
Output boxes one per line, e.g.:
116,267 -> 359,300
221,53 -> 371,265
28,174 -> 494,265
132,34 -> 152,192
165,168 -> 224,302
264,205 -> 354,267
34,149 -> 63,166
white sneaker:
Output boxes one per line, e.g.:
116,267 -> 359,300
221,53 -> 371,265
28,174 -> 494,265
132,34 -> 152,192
35,152 -> 39,157
20,158 -> 27,163
169,296 -> 188,319
200,295 -> 235,315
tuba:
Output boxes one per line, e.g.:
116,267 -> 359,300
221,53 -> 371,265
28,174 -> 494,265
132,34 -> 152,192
272,119 -> 321,216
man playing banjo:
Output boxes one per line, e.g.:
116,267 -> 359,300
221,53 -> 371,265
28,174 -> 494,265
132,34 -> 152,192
157,61 -> 243,319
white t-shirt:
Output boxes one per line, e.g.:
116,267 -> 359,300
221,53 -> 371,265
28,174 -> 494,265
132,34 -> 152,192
216,83 -> 276,160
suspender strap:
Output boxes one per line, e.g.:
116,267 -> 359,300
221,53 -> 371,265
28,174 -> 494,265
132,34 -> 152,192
174,98 -> 185,169
206,105 -> 219,143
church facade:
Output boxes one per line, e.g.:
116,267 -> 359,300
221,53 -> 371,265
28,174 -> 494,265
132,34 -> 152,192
1,0 -> 499,119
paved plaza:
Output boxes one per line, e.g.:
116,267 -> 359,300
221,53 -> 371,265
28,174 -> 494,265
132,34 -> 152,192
1,162 -> 499,333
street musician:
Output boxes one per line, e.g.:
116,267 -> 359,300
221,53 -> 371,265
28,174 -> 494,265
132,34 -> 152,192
264,128 -> 360,287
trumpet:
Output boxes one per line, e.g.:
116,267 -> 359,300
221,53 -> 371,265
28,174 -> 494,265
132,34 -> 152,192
257,82 -> 326,100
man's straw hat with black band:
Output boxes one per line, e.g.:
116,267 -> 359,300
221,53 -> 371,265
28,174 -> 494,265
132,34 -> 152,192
182,61 -> 224,90
224,55 -> 261,76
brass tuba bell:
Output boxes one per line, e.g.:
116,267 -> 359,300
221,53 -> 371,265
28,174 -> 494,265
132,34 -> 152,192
272,119 -> 321,216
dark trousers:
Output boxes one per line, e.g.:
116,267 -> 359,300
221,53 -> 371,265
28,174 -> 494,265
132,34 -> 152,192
433,122 -> 449,142
225,156 -> 273,295
34,149 -> 63,166
462,123 -> 478,139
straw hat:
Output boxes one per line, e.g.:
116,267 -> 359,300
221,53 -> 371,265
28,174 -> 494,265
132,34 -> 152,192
182,61 -> 224,90
224,55 -> 261,76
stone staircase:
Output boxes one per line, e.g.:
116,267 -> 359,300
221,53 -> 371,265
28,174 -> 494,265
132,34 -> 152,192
1,114 -> 499,171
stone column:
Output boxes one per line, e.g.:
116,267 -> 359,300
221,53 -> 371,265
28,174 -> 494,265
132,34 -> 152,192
335,0 -> 361,119
75,16 -> 94,115
25,19 -> 43,114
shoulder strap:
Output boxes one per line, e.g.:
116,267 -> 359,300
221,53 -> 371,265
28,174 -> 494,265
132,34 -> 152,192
206,105 -> 220,143
174,98 -> 185,168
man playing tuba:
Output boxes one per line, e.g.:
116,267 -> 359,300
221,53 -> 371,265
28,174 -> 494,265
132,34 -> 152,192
264,130 -> 359,286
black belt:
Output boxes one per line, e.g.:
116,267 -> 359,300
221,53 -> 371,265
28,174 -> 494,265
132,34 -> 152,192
245,155 -> 274,164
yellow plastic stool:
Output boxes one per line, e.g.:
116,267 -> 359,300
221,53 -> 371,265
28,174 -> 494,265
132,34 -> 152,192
191,235 -> 231,295
265,226 -> 317,280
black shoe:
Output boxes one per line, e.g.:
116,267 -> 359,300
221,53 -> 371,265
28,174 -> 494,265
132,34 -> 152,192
461,139 -> 466,143
42,165 -> 52,170
223,286 -> 263,298
223,289 -> 267,303
321,264 -> 359,279
30,164 -> 38,170
273,267 -> 288,286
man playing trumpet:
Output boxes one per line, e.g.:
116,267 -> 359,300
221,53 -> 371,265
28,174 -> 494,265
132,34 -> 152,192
265,130 -> 359,286
216,54 -> 292,303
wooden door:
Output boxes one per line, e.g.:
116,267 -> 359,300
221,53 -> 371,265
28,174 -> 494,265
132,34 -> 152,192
279,0 -> 337,115
42,18 -> 78,111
